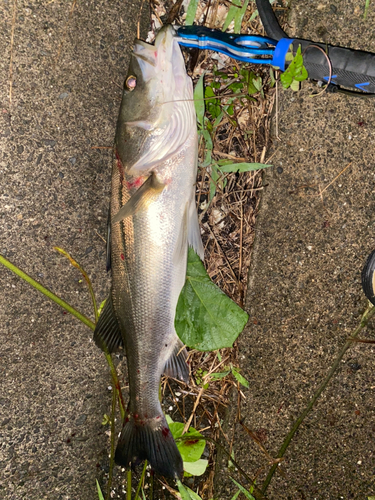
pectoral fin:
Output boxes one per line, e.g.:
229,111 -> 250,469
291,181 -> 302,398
112,172 -> 165,223
188,194 -> 204,259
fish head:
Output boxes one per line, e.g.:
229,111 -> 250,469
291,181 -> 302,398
116,25 -> 196,175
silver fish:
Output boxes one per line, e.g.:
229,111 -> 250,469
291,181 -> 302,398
94,26 -> 204,479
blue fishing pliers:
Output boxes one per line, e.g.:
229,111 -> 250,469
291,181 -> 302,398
175,25 -> 292,71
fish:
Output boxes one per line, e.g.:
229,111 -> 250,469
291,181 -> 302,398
93,25 -> 204,479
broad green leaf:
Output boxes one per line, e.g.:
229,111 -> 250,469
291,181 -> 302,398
171,424 -> 206,462
230,478 -> 255,500
177,480 -> 191,500
96,480 -> 105,500
194,73 -> 205,126
183,459 -> 209,477
166,414 -> 174,425
218,162 -> 272,173
280,45 -> 308,90
175,248 -> 249,351
252,76 -> 263,91
280,71 -> 293,88
231,367 -> 249,388
290,80 -> 301,92
185,0 -> 199,25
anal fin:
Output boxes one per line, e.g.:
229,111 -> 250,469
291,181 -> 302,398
93,294 -> 123,353
164,339 -> 190,384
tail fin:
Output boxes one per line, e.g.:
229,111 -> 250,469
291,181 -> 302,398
115,412 -> 183,479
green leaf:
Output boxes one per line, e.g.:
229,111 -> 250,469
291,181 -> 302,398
184,487 -> 204,500
290,79 -> 300,92
177,480 -> 191,500
175,248 -> 249,351
234,0 -> 249,33
97,299 -> 107,315
230,490 -> 242,500
231,367 -> 249,388
213,111 -> 224,129
222,0 -> 241,32
280,45 -> 308,90
177,427 -> 206,462
166,414 -> 174,425
230,478 -> 255,500
185,0 -> 199,25
183,459 -> 209,477
194,73 -> 205,126
96,480 -> 105,500
218,162 -> 272,173
228,81 -> 243,92
210,370 -> 231,380
252,76 -> 263,92
209,163 -> 219,202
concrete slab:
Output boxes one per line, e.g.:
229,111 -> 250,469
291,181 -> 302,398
216,1 -> 375,499
0,1 -> 148,498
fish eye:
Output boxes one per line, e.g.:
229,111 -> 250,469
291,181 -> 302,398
125,75 -> 137,91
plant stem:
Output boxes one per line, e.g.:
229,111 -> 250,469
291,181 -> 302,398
106,381 -> 117,500
261,302 -> 375,494
54,246 -> 99,322
134,461 -> 148,500
127,470 -> 132,500
0,254 -> 95,330
364,0 -> 371,20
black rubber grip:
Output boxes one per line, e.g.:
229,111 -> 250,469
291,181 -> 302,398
289,39 -> 375,93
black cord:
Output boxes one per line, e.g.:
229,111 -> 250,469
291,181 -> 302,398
255,0 -> 286,41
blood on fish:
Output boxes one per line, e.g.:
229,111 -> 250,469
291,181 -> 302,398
115,149 -> 125,184
126,177 -> 144,190
162,427 -> 170,438
120,253 -> 125,261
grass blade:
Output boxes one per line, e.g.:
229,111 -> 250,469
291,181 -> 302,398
96,480 -> 105,500
186,0 -> 199,25
230,477 -> 255,500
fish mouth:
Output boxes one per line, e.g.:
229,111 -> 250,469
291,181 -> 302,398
133,26 -> 177,71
